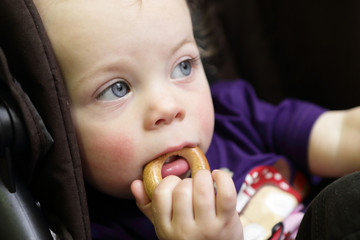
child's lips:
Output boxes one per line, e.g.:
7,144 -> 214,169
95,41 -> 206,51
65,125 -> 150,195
161,156 -> 191,179
154,142 -> 198,160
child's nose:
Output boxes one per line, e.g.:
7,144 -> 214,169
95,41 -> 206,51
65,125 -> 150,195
144,95 -> 186,130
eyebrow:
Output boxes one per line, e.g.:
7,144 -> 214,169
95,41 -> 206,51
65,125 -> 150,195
72,31 -> 197,96
72,58 -> 130,99
169,33 -> 197,55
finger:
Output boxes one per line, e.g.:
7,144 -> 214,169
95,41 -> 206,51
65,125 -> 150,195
151,175 -> 181,229
171,178 -> 194,225
212,170 -> 238,219
193,169 -> 216,221
131,180 -> 153,222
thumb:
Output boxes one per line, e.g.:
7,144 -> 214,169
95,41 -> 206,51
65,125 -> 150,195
131,179 -> 154,223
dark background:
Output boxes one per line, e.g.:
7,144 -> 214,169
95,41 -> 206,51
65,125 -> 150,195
207,0 -> 360,110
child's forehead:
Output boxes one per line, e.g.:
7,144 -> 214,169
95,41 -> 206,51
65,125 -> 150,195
35,0 -> 192,35
34,0 -> 190,16
34,0 -> 196,96
34,0 -> 194,56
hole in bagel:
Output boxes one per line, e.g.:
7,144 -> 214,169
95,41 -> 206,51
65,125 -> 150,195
164,155 -> 181,164
162,155 -> 191,179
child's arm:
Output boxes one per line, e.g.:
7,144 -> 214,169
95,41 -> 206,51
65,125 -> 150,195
308,106 -> 360,177
131,170 -> 243,240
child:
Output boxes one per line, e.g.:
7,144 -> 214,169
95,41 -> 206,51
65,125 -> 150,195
32,0 -> 360,239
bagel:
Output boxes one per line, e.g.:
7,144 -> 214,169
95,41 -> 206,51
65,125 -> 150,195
143,147 -> 210,199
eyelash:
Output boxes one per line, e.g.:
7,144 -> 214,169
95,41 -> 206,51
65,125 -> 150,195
186,56 -> 201,68
96,80 -> 131,101
171,55 -> 201,79
95,56 -> 201,101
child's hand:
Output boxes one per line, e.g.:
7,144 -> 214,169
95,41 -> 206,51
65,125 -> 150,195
131,170 -> 244,240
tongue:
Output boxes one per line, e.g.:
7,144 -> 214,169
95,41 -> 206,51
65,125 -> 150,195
161,158 -> 190,178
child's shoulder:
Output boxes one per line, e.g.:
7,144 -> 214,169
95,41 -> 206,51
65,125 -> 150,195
211,79 -> 257,100
210,78 -> 254,93
210,78 -> 262,114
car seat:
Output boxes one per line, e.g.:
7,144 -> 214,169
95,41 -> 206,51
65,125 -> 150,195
0,80 -> 53,239
1,0 -> 360,239
0,0 -> 91,239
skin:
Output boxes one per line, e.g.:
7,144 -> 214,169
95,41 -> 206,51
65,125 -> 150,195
308,108 -> 360,176
33,0 -> 360,239
34,0 -> 243,239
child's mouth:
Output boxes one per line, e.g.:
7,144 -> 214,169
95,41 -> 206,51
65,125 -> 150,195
161,155 -> 191,179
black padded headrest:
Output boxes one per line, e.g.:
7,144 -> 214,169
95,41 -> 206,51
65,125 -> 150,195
0,0 -> 91,238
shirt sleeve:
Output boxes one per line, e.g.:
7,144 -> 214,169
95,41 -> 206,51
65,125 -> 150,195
210,79 -> 326,171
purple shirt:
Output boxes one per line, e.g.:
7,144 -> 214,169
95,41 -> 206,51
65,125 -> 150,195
89,79 -> 326,239
207,79 -> 325,191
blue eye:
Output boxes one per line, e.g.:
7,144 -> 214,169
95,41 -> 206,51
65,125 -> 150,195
171,60 -> 192,79
97,81 -> 130,101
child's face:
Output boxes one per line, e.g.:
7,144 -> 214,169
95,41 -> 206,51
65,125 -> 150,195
35,0 -> 214,198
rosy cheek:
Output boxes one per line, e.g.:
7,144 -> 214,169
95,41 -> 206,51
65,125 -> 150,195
101,134 -> 135,162
197,89 -> 215,151
201,106 -> 215,147
80,129 -> 137,196
88,134 -> 134,169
